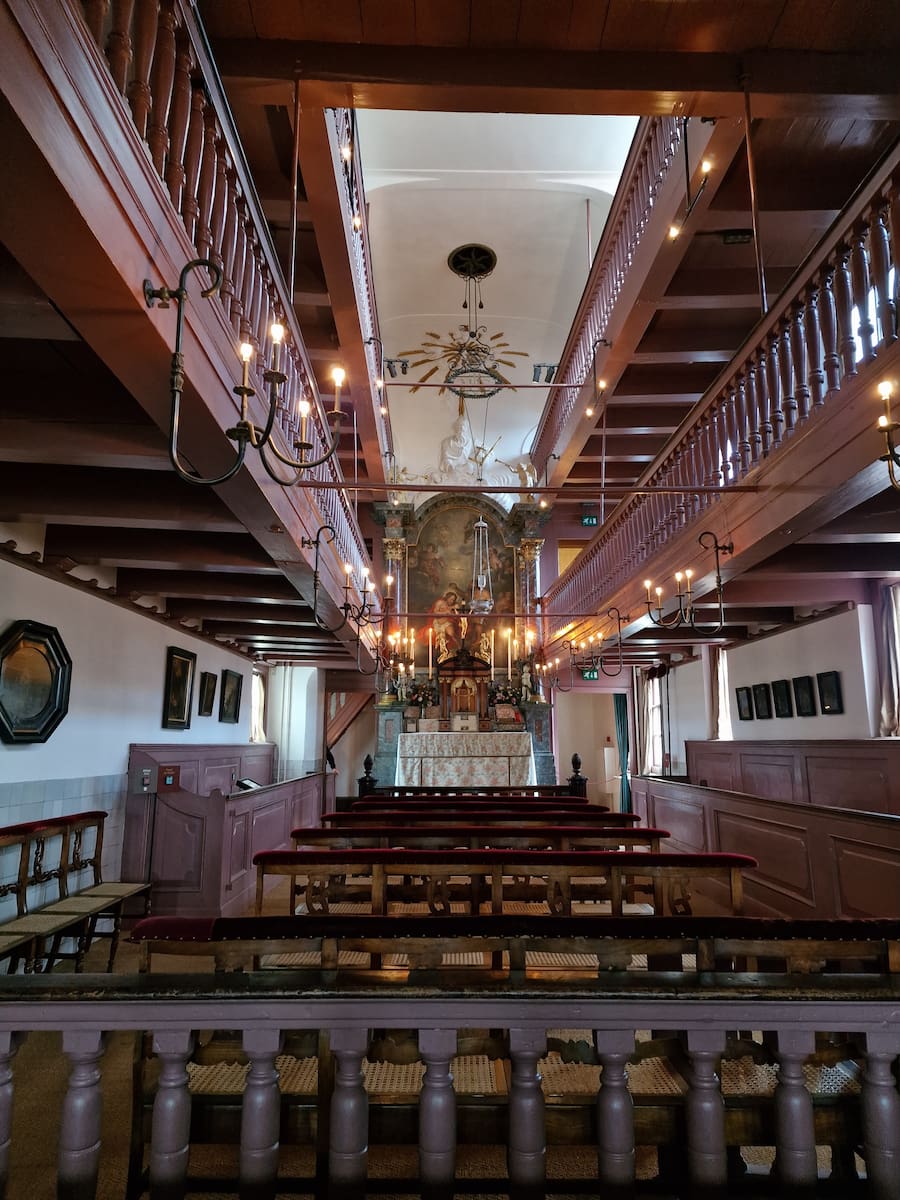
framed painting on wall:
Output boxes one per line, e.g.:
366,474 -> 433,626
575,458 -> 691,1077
0,619 -> 73,744
816,670 -> 844,715
219,669 -> 243,724
197,671 -> 217,717
735,686 -> 753,721
162,646 -> 196,730
771,678 -> 793,718
792,675 -> 817,717
752,683 -> 773,720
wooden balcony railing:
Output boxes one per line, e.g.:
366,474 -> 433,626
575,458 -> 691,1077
72,0 -> 371,584
0,965 -> 898,1198
542,139 -> 900,632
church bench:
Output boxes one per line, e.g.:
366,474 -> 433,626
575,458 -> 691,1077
291,824 -> 670,853
354,794 -> 589,809
253,847 -> 756,917
363,785 -> 580,798
0,811 -> 148,972
322,808 -> 641,828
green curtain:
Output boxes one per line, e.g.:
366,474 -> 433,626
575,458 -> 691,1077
614,693 -> 631,812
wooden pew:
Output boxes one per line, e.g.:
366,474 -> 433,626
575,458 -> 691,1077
353,795 -> 589,809
322,808 -> 641,828
0,811 -> 148,971
254,847 -> 756,917
363,785 -> 579,798
291,824 -> 669,852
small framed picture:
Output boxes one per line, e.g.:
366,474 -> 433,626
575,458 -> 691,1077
792,675 -> 817,717
198,671 -> 217,717
752,683 -> 773,720
162,646 -> 196,731
219,669 -> 243,724
771,678 -> 793,718
816,670 -> 844,715
735,686 -> 753,721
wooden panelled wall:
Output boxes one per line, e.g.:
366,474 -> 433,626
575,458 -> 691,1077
685,739 -> 900,817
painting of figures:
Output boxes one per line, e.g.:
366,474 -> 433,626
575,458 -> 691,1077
407,505 -> 516,663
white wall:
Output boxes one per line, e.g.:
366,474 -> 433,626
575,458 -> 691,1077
667,658 -> 708,773
331,703 -> 377,796
727,606 -> 879,739
554,689 -> 618,804
267,665 -> 325,779
0,560 -> 252,784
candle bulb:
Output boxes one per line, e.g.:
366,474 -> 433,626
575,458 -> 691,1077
331,366 -> 345,414
685,568 -> 693,597
506,628 -> 512,677
297,398 -> 310,445
270,322 -> 284,372
490,629 -> 495,681
428,627 -> 433,679
385,574 -> 393,600
239,342 -> 253,390
879,380 -> 893,424
675,571 -> 683,596
644,579 -> 652,603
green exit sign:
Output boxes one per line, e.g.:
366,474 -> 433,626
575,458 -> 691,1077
581,513 -> 598,527
581,668 -> 599,680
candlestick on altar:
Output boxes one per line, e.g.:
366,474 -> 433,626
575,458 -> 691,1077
427,628 -> 433,679
506,629 -> 512,677
490,630 -> 495,681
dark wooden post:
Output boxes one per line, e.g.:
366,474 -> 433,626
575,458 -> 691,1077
357,754 -> 377,799
567,753 -> 588,798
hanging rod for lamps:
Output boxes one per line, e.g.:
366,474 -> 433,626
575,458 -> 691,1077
144,258 -> 345,486
643,531 -> 733,634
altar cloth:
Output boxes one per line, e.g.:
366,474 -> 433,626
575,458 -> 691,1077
396,731 -> 537,787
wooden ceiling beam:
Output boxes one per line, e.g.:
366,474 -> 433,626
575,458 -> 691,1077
42,527 -> 281,573
213,41 -> 900,119
166,600 -> 313,622
0,418 -> 171,470
116,570 -> 301,601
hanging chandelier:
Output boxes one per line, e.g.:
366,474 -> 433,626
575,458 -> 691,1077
469,516 -> 494,615
144,259 -> 344,486
643,531 -> 733,634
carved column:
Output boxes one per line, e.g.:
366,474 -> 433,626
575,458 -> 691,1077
517,538 -> 543,649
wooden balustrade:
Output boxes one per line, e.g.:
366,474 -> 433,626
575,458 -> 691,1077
0,972 -> 898,1198
542,143 -> 900,631
71,0 -> 371,583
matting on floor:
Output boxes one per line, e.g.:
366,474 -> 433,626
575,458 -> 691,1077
720,1055 -> 862,1096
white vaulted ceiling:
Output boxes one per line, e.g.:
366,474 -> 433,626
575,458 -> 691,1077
357,111 -> 638,495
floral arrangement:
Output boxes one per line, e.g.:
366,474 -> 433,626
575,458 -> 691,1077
403,680 -> 438,707
489,682 -> 521,707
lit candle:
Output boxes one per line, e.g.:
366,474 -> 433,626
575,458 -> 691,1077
490,629 -> 495,681
239,342 -> 253,390
298,397 -> 310,444
506,629 -> 512,676
428,627 -> 433,679
270,322 -> 284,372
879,380 -> 893,424
385,574 -> 393,599
410,629 -> 415,668
675,571 -> 683,596
331,366 -> 345,414
685,568 -> 693,598
644,579 -> 652,603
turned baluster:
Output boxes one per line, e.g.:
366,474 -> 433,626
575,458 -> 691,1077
804,285 -> 826,410
833,244 -> 857,379
58,1030 -> 106,1200
105,0 -> 135,94
713,404 -> 729,487
219,169 -> 241,319
685,1030 -> 727,1193
418,1028 -> 456,1198
819,266 -> 842,394
0,1032 -> 23,1198
773,1030 -> 816,1193
672,448 -> 687,527
868,204 -> 896,345
850,223 -> 876,362
789,301 -> 811,424
861,1034 -> 900,1200
778,319 -> 797,435
888,175 -> 900,324
146,0 -> 177,177
247,245 -> 265,346
328,1028 -> 369,1198
745,361 -> 763,466
164,26 -> 192,210
148,1030 -> 194,1198
83,0 -> 109,45
508,1029 -> 546,1200
181,85 -> 205,243
753,346 -> 773,456
596,1031 -> 635,1195
240,1029 -> 283,1196
736,372 -> 753,474
208,134 -> 229,275
720,386 -> 738,483
766,330 -> 784,447
193,105 -> 217,260
126,0 -> 158,140
687,428 -> 704,513
230,211 -> 249,335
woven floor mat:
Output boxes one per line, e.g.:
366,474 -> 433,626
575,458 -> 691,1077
525,951 -> 599,968
721,1055 -> 862,1097
259,950 -> 371,967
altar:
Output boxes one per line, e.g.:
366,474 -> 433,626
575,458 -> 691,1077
396,731 -> 537,787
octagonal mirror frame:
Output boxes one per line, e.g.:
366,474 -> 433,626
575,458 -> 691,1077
0,620 -> 73,744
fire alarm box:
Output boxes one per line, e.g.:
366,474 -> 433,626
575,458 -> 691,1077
157,764 -> 180,792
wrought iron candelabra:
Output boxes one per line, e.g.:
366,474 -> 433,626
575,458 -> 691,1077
876,380 -> 900,492
643,531 -> 733,634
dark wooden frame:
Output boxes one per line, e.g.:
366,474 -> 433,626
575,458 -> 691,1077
735,686 -> 753,721
0,619 -> 72,744
219,669 -> 243,724
752,683 -> 773,720
197,671 -> 217,717
792,674 -> 817,717
771,678 -> 793,718
817,670 -> 844,715
162,646 -> 196,730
